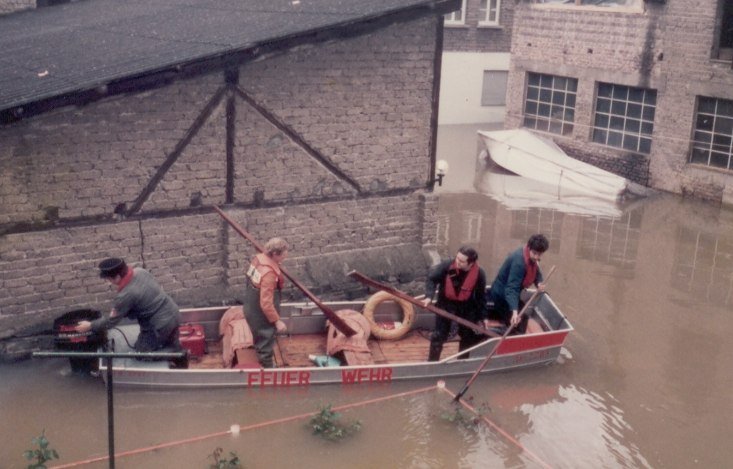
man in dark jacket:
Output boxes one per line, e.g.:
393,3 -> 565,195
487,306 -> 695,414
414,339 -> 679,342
489,234 -> 548,334
424,246 -> 489,361
75,258 -> 181,352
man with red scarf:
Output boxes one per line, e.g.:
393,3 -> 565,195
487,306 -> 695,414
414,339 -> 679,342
75,257 -> 181,352
489,234 -> 549,334
424,246 -> 489,362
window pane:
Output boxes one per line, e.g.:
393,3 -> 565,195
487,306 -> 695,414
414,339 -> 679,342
625,119 -> 640,133
593,129 -> 607,144
696,114 -> 714,131
628,87 -> 644,102
642,106 -> 655,121
528,73 -> 540,86
612,100 -> 626,115
595,113 -> 609,128
698,97 -> 716,113
597,98 -> 611,113
538,103 -> 551,116
694,130 -> 712,145
527,86 -> 539,100
613,86 -> 628,100
714,117 -> 733,135
610,116 -> 624,130
710,152 -> 730,169
639,137 -> 652,154
690,147 -> 710,164
598,83 -> 612,98
525,101 -> 538,114
608,131 -> 623,146
623,135 -> 639,151
627,103 -> 642,119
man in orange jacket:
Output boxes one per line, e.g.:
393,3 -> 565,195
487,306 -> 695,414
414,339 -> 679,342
242,238 -> 289,368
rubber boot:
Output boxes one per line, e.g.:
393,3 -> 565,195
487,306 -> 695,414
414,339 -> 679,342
428,342 -> 443,362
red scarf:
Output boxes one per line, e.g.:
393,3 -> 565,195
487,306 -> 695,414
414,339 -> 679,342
444,262 -> 479,301
522,245 -> 538,288
116,267 -> 134,292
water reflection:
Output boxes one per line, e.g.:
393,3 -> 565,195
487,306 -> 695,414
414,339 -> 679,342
434,123 -> 733,469
2,127 -> 733,468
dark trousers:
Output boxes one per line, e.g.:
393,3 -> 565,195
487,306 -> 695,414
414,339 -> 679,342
428,315 -> 482,361
134,325 -> 181,352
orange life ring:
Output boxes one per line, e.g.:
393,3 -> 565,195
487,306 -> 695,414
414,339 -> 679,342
362,291 -> 415,340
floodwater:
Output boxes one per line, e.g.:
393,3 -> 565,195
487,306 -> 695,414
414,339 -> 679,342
2,124 -> 733,468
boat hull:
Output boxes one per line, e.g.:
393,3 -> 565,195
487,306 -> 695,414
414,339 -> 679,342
101,294 -> 573,388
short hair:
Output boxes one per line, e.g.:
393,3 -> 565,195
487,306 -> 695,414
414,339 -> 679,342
457,246 -> 478,263
264,237 -> 289,256
527,234 -> 549,253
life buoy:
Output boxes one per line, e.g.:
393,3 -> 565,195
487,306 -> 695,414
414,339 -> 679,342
362,291 -> 415,340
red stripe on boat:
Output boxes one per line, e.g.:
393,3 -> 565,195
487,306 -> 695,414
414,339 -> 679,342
495,331 -> 568,355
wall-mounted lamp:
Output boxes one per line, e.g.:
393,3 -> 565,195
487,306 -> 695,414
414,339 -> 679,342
434,159 -> 449,186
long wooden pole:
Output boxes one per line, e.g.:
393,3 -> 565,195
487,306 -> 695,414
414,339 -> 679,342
452,265 -> 556,403
214,206 -> 356,337
347,270 -> 500,338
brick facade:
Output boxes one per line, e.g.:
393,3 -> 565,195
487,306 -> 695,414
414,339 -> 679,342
506,1 -> 733,202
0,17 -> 441,334
443,0 -> 514,52
0,0 -> 34,15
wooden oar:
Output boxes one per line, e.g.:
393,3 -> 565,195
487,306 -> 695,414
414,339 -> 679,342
452,265 -> 556,403
214,206 -> 356,337
347,270 -> 500,339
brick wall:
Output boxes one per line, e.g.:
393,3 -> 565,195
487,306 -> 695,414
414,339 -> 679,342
0,17 -> 440,326
443,0 -> 514,52
0,0 -> 34,15
505,1 -> 733,202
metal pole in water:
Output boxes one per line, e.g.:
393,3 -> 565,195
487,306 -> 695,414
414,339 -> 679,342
107,355 -> 115,469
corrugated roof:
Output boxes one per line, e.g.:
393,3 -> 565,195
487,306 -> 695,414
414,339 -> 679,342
0,0 -> 457,119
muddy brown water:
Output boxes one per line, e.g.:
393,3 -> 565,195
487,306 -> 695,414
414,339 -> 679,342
2,125 -> 732,468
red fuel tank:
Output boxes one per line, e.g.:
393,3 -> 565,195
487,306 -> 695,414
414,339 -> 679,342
179,323 -> 206,358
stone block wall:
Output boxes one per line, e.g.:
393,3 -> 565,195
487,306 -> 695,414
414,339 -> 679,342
443,0 -> 514,52
0,0 -> 34,15
505,1 -> 733,202
0,16 -> 440,338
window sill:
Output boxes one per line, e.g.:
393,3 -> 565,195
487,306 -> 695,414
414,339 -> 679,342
686,162 -> 733,175
477,23 -> 503,30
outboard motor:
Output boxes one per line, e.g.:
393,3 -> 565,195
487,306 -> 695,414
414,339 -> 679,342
52,309 -> 107,374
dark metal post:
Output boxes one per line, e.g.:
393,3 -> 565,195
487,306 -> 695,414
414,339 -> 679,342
32,349 -> 184,468
106,355 -> 115,469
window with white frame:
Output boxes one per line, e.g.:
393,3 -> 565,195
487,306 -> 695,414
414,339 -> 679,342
592,83 -> 656,154
444,0 -> 466,26
523,72 -> 577,135
690,96 -> 733,170
479,0 -> 501,26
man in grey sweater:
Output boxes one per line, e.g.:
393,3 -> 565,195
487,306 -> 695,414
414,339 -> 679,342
75,257 -> 181,352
